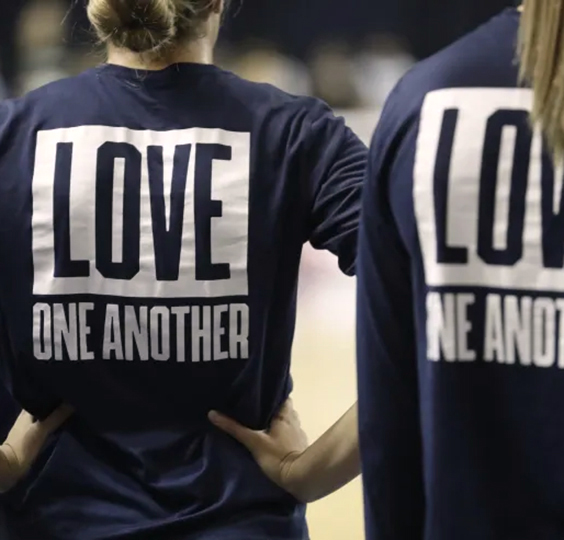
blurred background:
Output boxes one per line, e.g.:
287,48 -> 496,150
2,0 -> 515,106
0,0 -> 516,538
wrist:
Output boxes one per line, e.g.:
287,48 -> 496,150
280,450 -> 314,503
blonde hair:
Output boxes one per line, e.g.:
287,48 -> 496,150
87,0 -> 217,56
519,0 -> 564,160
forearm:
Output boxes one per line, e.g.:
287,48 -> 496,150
287,402 -> 360,503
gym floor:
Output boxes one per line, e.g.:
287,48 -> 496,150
292,246 -> 363,540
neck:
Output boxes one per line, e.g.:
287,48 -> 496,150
106,39 -> 214,71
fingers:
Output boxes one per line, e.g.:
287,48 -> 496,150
35,404 -> 74,434
276,398 -> 301,426
208,411 -> 264,453
274,398 -> 297,422
277,398 -> 294,418
13,411 -> 35,430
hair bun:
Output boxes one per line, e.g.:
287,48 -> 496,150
88,0 -> 178,53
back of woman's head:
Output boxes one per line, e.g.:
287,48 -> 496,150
519,0 -> 564,160
87,0 -> 218,56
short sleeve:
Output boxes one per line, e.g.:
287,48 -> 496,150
303,100 -> 368,276
356,85 -> 425,540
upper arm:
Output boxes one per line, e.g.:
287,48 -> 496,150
304,101 -> 368,276
0,100 -> 60,421
356,92 -> 425,540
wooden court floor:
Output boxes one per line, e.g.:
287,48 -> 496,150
291,247 -> 364,540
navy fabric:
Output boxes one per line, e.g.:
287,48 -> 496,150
357,8 -> 564,540
0,63 -> 366,539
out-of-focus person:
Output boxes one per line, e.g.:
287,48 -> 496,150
357,3 -> 564,540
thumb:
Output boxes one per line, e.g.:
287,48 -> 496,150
208,411 -> 265,453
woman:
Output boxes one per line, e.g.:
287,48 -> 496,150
357,3 -> 564,540
0,0 -> 362,538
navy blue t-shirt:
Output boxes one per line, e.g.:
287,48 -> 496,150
0,63 -> 366,539
357,8 -> 564,540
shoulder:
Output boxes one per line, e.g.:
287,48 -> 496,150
0,73 -> 101,176
22,71 -> 98,112
215,68 -> 341,126
0,72 -> 99,137
215,69 -> 362,163
0,97 -> 29,151
382,8 -> 520,131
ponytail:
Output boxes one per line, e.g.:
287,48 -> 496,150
519,0 -> 564,160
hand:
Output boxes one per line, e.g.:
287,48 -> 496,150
0,405 -> 73,492
209,399 -> 308,498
